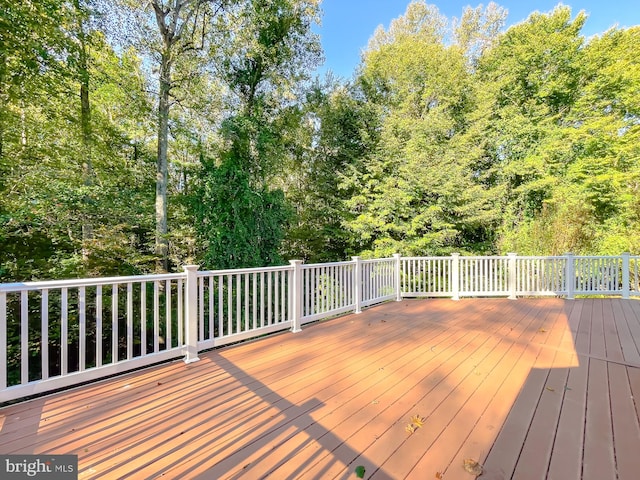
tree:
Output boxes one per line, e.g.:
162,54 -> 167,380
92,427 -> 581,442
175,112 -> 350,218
0,5 -> 158,281
474,6 -> 588,253
345,2 -> 499,257
150,0 -> 221,271
112,0 -> 228,271
453,2 -> 507,66
281,76 -> 381,262
194,0 -> 322,268
0,0 -> 70,159
560,26 -> 640,254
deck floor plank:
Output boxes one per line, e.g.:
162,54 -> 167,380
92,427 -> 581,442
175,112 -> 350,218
611,300 -> 640,365
242,311 -> 479,479
622,299 -> 640,362
328,298 -> 552,478
608,363 -> 640,479
582,358 -> 616,480
589,299 -> 607,358
546,352 -> 588,480
510,351 -> 571,480
603,299 -> 625,363
1,298 -> 639,480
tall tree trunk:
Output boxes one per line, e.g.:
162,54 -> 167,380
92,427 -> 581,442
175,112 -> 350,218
75,0 -> 94,260
20,98 -> 27,148
155,51 -> 172,272
80,61 -> 93,259
0,51 -> 5,162
150,0 -> 213,272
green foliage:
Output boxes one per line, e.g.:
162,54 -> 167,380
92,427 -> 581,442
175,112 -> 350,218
194,155 -> 289,269
281,77 -> 381,262
193,0 -> 320,269
1,0 -> 639,286
478,9 -> 640,255
0,5 -> 158,281
345,6 -> 499,257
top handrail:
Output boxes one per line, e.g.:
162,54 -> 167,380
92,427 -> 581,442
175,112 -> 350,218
198,264 -> 292,276
1,253 -> 637,293
0,272 -> 186,293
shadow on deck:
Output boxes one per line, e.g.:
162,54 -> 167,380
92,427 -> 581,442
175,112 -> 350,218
1,298 -> 640,479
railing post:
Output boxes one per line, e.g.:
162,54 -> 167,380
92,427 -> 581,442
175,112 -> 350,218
183,265 -> 200,364
451,253 -> 460,301
352,256 -> 362,313
565,253 -> 575,300
289,260 -> 303,332
622,252 -> 630,299
508,253 -> 517,300
393,254 -> 402,302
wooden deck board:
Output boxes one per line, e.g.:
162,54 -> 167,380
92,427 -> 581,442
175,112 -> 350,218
1,298 -> 640,479
608,362 -> 640,479
583,358 -> 616,480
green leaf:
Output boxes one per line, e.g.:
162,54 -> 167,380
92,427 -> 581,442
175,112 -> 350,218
355,465 -> 366,478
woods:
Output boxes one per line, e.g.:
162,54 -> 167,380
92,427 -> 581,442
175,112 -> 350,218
1,1 -> 638,283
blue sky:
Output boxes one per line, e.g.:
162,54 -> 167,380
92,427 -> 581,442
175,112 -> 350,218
313,1 -> 640,79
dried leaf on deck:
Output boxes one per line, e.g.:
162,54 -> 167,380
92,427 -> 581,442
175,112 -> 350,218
410,414 -> 425,428
406,414 -> 425,434
463,458 -> 483,476
435,472 -> 443,479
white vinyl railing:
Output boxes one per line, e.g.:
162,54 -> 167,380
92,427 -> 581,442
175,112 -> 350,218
195,265 -> 292,351
0,273 -> 186,401
1,253 -> 638,402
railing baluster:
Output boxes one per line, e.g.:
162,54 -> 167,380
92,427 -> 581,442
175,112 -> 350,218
244,273 -> 249,332
96,285 -> 103,367
208,276 -> 214,340
281,270 -> 286,322
126,283 -> 133,360
272,271 -> 278,324
227,274 -> 232,333
199,277 -> 205,341
218,275 -> 224,336
153,281 -> 159,353
236,274 -> 241,333
61,288 -> 68,376
21,291 -> 29,383
267,272 -> 273,324
252,273 -> 258,330
41,290 -> 49,380
80,286 -> 87,369
178,278 -> 183,346
166,280 -> 172,349
260,272 -> 265,328
139,283 -> 145,357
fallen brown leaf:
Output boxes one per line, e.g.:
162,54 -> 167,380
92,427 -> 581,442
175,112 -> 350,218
435,472 -> 443,479
463,458 -> 483,476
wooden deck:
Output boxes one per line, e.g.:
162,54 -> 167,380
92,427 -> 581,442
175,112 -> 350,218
2,298 -> 640,479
